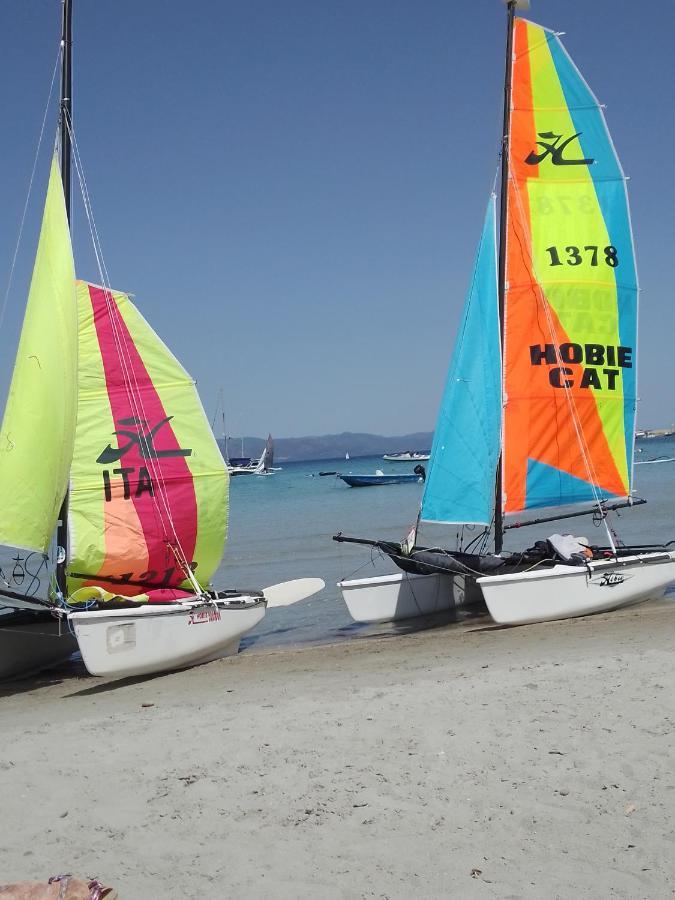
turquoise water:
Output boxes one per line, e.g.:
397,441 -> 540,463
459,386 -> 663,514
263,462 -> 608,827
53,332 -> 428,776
222,436 -> 675,650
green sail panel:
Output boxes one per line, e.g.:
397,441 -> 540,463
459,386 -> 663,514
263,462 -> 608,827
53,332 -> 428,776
0,157 -> 78,553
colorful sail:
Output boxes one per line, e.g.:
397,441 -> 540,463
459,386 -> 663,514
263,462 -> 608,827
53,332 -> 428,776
0,157 -> 77,552
420,197 -> 501,525
67,282 -> 228,595
502,19 -> 637,513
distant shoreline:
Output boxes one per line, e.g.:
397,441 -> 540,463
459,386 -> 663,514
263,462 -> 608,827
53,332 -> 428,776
219,427 -> 674,463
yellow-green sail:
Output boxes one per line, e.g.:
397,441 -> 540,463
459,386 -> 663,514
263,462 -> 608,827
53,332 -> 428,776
0,157 -> 78,552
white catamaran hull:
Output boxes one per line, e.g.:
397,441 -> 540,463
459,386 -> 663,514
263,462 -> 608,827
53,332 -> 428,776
69,596 -> 266,678
338,572 -> 480,624
478,551 -> 675,626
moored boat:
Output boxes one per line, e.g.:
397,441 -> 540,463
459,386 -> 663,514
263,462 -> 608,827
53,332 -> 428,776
338,471 -> 424,487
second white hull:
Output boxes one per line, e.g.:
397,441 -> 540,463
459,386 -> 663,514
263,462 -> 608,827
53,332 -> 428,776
338,571 -> 480,624
478,551 -> 675,626
69,596 -> 266,678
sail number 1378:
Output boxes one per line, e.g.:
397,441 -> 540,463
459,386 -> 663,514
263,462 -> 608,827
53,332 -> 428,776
545,245 -> 619,267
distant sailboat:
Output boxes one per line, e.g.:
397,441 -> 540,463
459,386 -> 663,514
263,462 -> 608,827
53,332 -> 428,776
335,1 -> 675,625
0,0 -> 322,680
345,452 -> 350,460
229,434 -> 276,476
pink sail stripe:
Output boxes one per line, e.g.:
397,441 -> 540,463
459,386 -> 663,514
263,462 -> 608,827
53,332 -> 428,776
88,284 -> 198,586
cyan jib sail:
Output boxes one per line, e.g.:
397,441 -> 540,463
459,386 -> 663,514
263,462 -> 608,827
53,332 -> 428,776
421,16 -> 638,528
420,197 -> 500,526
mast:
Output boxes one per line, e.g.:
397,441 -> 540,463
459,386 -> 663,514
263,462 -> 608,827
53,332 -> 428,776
219,387 -> 228,464
494,0 -> 517,554
56,0 -> 72,595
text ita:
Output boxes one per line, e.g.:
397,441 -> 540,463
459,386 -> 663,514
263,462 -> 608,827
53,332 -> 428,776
102,466 -> 153,501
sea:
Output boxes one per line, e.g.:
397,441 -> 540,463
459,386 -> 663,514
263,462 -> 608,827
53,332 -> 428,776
1,436 -> 674,654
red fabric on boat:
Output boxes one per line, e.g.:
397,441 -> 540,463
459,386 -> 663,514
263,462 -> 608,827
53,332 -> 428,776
145,588 -> 194,604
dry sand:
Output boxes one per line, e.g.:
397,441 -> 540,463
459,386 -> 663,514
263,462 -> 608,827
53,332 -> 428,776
1,600 -> 675,899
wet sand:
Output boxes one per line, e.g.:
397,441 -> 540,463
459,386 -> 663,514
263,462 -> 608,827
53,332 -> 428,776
1,600 -> 675,898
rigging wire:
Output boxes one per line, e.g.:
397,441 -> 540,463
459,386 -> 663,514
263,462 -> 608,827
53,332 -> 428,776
0,45 -> 61,336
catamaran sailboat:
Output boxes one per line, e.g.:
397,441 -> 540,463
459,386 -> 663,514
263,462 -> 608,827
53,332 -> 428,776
334,0 -> 675,626
0,0 -> 322,680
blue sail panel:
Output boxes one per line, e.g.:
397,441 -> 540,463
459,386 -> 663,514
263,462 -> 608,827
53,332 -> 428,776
420,197 -> 501,525
524,458 -> 620,511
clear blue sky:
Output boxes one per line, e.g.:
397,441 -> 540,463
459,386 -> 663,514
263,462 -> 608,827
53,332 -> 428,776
1,0 -> 673,438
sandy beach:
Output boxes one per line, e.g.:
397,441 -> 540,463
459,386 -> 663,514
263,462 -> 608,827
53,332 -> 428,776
1,600 -> 675,898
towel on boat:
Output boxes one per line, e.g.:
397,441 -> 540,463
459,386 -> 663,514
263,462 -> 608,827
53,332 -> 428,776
68,585 -> 194,606
547,533 -> 594,564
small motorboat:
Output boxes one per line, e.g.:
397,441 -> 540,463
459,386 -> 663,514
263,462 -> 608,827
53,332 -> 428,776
338,469 -> 424,487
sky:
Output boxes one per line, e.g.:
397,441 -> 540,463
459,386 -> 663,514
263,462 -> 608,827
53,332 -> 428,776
0,0 -> 674,439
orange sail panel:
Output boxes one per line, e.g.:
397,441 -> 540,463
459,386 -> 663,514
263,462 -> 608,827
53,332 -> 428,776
67,282 -> 228,595
502,19 -> 637,513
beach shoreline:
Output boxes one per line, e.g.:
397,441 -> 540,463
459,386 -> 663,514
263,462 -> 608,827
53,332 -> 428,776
1,600 -> 674,898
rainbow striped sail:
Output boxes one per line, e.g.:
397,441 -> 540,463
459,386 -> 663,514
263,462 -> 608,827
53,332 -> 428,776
502,18 -> 637,514
67,282 -> 228,595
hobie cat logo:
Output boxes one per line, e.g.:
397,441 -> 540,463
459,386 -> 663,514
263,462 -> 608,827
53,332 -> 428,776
97,416 -> 192,464
595,572 -> 631,588
524,131 -> 594,167
97,416 -> 192,502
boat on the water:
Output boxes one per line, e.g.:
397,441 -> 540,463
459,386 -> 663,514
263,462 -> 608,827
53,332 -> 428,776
229,434 -> 276,476
334,1 -> 675,626
338,470 -> 424,487
0,0 -> 322,680
382,451 -> 430,462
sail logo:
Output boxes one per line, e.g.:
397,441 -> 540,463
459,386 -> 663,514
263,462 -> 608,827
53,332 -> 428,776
98,415 -> 192,502
530,343 -> 632,391
524,132 -> 594,167
97,416 -> 192,463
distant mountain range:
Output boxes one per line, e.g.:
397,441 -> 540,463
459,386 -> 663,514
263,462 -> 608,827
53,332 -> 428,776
218,431 -> 433,462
